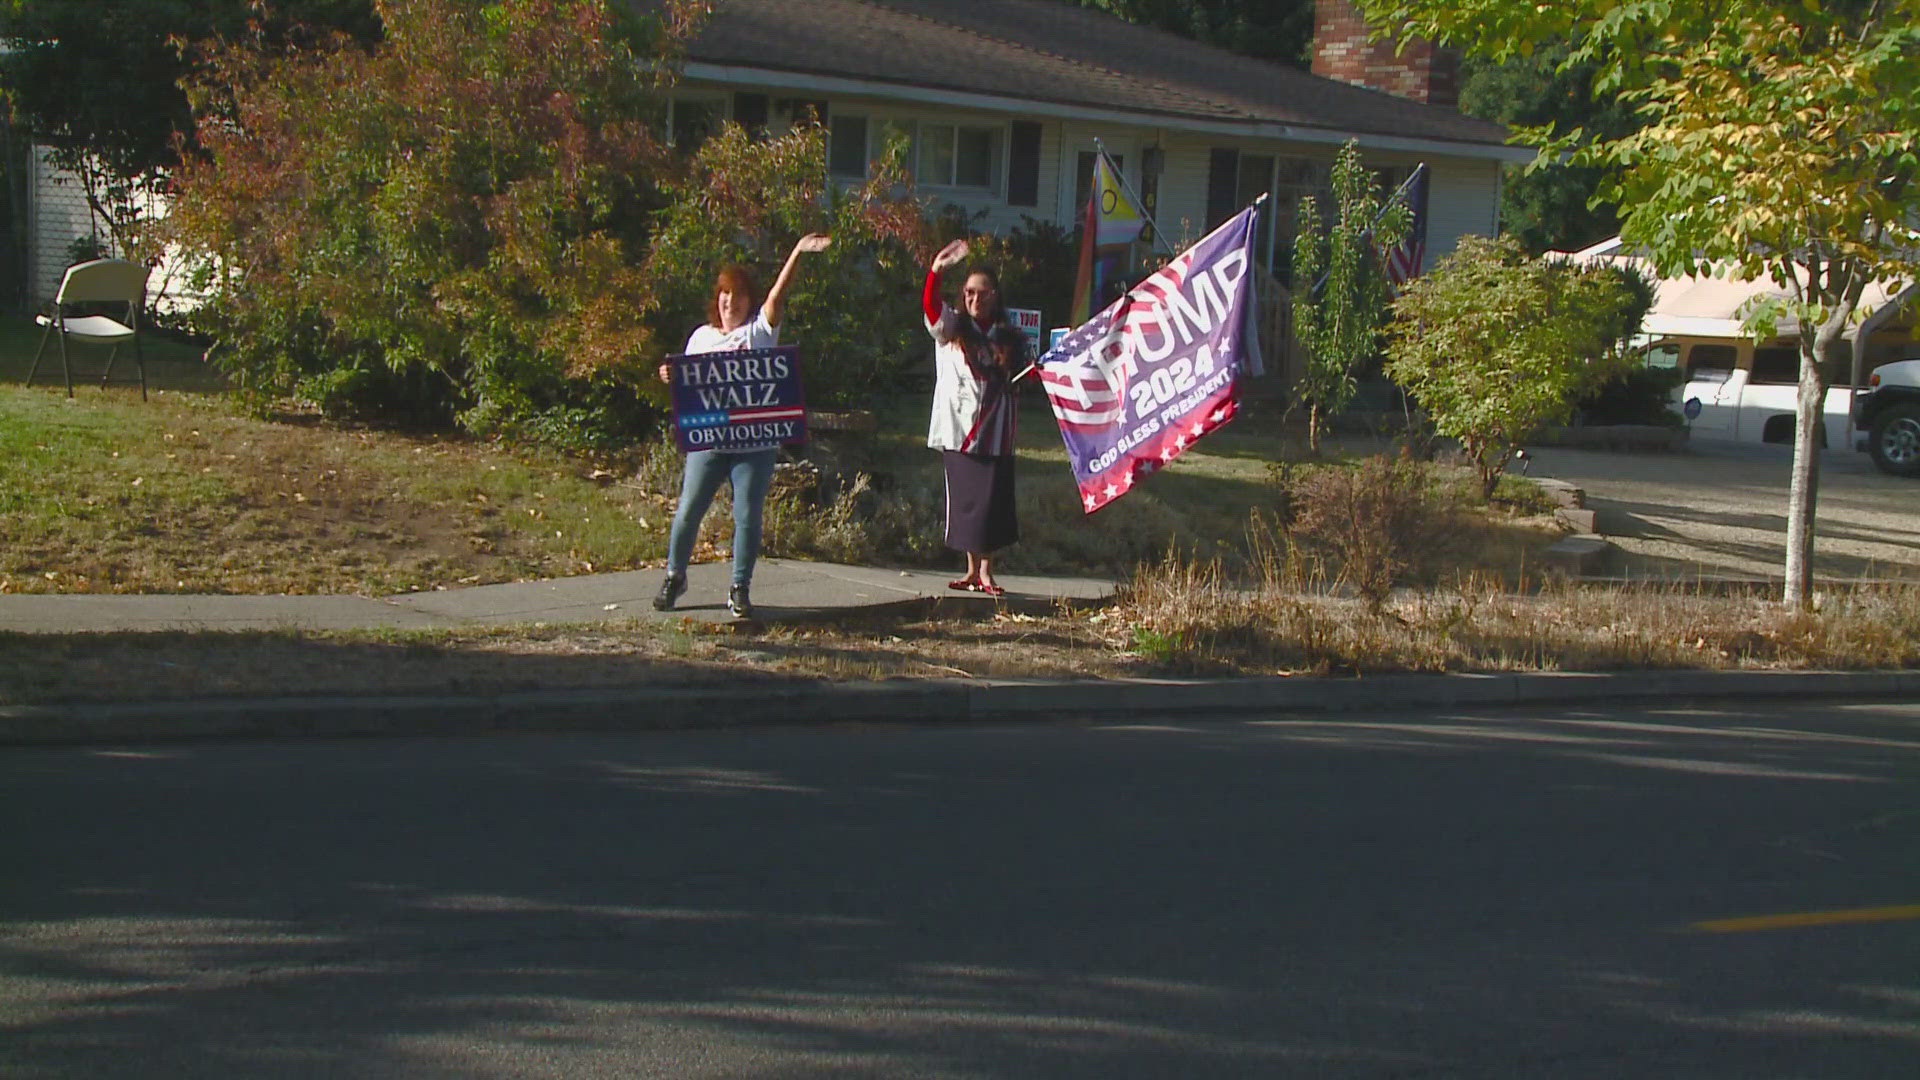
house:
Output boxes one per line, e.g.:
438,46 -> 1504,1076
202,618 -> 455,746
1568,236 -> 1920,447
23,0 -> 1523,384
667,0 -> 1522,383
672,0 -> 1520,266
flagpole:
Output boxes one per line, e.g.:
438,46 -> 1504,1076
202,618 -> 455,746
1094,138 -> 1179,259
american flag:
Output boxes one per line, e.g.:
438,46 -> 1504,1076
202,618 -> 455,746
1382,163 -> 1429,290
1036,205 -> 1260,514
1036,299 -> 1129,431
1038,251 -> 1195,432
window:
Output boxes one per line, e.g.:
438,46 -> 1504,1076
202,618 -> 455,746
1643,343 -> 1681,370
1687,344 -> 1738,380
1208,149 -> 1325,273
955,127 -> 995,187
829,114 -> 869,178
1750,346 -> 1800,385
1268,157 -> 1324,278
918,122 -> 1001,190
732,92 -> 769,136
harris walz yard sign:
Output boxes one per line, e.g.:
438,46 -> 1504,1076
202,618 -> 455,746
667,346 -> 808,453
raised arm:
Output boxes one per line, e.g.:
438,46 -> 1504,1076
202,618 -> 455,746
761,233 -> 831,329
925,239 -> 970,323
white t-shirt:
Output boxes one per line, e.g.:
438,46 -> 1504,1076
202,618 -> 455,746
685,310 -> 779,355
680,310 -> 783,452
925,304 -> 973,451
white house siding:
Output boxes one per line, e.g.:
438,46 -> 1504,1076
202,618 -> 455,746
28,146 -> 98,307
677,85 -> 1068,235
1153,133 -> 1214,248
1422,156 -> 1499,271
24,146 -> 202,313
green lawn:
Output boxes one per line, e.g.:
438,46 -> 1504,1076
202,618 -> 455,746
0,325 -> 1566,595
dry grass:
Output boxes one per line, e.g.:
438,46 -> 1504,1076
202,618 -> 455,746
1111,553 -> 1920,677
6,575 -> 1913,707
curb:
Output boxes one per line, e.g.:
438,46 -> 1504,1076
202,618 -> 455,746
3,668 -> 1916,747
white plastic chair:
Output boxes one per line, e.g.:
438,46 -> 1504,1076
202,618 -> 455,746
27,258 -> 151,401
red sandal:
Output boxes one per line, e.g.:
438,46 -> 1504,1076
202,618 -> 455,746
947,578 -> 977,591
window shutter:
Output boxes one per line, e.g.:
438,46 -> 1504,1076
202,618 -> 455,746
733,92 -> 769,135
1206,148 -> 1239,229
1006,121 -> 1041,207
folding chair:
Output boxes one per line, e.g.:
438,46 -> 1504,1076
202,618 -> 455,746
27,258 -> 151,401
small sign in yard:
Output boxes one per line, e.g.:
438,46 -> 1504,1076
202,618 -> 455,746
1006,307 -> 1043,359
667,346 -> 807,453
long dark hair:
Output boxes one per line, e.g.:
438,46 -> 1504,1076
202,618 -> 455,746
986,323 -> 1028,374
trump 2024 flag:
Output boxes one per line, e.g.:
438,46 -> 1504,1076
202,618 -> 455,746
1038,204 -> 1263,514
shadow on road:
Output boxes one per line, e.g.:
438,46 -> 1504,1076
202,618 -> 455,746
4,701 -> 1918,1076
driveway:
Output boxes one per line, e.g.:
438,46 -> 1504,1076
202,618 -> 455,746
1526,438 -> 1920,582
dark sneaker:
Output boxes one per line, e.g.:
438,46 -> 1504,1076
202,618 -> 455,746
652,572 -> 686,611
727,583 -> 753,619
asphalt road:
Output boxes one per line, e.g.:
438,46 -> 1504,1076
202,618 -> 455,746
5,702 -> 1918,1077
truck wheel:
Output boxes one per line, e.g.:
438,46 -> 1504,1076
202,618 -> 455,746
1868,402 -> 1920,477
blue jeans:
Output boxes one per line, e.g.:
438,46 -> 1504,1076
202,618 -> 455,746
665,448 -> 777,586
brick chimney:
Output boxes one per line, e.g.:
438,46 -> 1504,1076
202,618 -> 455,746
1312,0 -> 1459,109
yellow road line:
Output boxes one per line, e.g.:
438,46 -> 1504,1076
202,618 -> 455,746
1691,904 -> 1920,933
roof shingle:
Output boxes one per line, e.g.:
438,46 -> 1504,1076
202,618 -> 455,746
682,0 -> 1510,148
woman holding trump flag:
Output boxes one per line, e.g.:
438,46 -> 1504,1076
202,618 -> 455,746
924,238 -> 1024,597
653,232 -> 830,618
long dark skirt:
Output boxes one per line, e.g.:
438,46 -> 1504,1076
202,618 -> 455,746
942,450 -> 1018,554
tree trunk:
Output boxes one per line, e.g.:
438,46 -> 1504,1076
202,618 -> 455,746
1783,370 -> 1821,606
1308,402 -> 1322,453
1783,312 -> 1845,607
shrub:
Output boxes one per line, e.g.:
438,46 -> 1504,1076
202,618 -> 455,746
641,122 -> 930,410
168,0 -> 934,445
947,213 -> 1081,342
169,0 -> 697,439
1385,235 -> 1649,497
1285,455 -> 1456,611
1575,364 -> 1686,427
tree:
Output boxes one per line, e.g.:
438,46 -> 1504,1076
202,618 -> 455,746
0,0 -> 381,260
639,122 -> 931,411
1456,45 -> 1638,254
1384,235 -> 1644,499
1354,0 -> 1920,605
167,0 -> 929,447
167,0 -> 698,436
1290,140 -> 1409,451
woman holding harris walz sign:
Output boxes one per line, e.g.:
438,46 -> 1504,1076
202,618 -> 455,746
925,238 -> 1025,598
653,232 -> 831,619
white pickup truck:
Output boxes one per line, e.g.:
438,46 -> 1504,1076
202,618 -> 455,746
1855,358 -> 1920,477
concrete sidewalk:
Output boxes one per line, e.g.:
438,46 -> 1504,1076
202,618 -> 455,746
4,559 -> 1916,747
0,559 -> 1117,634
